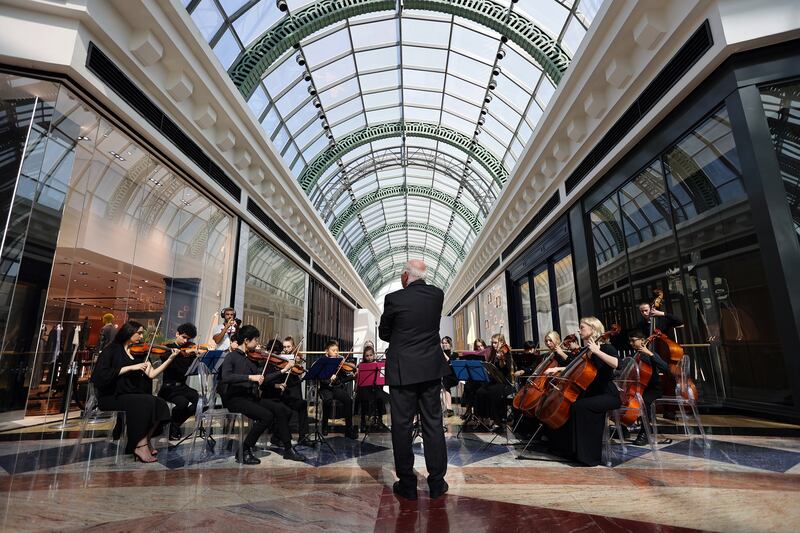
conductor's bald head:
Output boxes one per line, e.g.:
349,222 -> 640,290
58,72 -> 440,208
401,259 -> 427,288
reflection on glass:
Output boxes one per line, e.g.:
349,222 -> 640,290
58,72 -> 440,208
0,73 -> 235,417
554,254 -> 579,338
663,107 -> 787,405
519,280 -> 533,342
533,268 -> 552,346
760,82 -> 800,245
243,229 -> 306,340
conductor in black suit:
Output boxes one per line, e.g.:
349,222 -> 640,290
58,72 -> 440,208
379,259 -> 449,500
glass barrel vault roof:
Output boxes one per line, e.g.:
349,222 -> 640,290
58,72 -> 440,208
185,0 -> 602,295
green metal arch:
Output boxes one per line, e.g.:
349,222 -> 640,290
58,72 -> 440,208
358,244 -> 458,279
364,259 -> 451,294
330,185 -> 482,237
346,222 -> 467,263
300,121 -> 507,193
228,0 -> 569,99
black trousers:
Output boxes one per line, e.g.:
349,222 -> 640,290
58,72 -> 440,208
320,387 -> 353,428
158,383 -> 199,427
548,390 -> 622,466
223,395 -> 292,449
99,394 -> 170,454
281,395 -> 309,437
636,387 -> 662,436
390,379 -> 447,491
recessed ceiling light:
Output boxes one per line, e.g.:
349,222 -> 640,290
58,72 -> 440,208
114,271 -> 122,275
78,261 -> 88,265
79,272 -> 88,275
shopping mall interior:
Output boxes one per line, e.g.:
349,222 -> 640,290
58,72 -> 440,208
0,0 -> 799,531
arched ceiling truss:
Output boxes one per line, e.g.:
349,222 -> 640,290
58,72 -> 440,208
229,0 -> 570,99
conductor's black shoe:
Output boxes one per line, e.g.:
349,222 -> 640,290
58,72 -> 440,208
429,481 -> 449,500
392,481 -> 418,501
283,449 -> 307,462
235,447 -> 262,465
632,433 -> 649,446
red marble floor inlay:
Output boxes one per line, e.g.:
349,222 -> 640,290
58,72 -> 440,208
373,488 -> 708,533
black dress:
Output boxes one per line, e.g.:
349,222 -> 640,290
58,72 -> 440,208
474,351 -> 514,423
91,343 -> 171,454
354,361 -> 387,426
636,351 -> 670,425
548,343 -> 621,466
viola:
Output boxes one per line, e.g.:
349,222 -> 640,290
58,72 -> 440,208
129,343 -> 172,357
536,323 -> 622,429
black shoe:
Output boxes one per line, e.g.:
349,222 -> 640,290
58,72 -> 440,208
321,425 -> 329,436
283,449 -> 306,462
235,447 -> 262,465
296,436 -> 313,447
632,434 -> 649,446
269,435 -> 283,448
429,481 -> 449,499
491,424 -> 504,434
168,424 -> 182,441
393,481 -> 418,500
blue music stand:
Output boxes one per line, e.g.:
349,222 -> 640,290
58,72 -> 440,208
452,360 -> 492,438
304,357 -> 343,452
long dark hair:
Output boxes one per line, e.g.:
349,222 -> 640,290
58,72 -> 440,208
113,320 -> 143,345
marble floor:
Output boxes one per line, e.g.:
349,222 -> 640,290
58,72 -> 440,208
0,414 -> 799,532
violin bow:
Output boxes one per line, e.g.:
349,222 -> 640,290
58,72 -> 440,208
205,311 -> 218,346
280,336 -> 304,394
256,334 -> 280,398
142,317 -> 163,371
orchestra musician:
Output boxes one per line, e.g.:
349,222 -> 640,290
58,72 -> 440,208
627,330 -> 669,445
90,321 -> 177,463
160,322 -> 202,441
319,340 -> 358,439
474,333 -> 514,432
260,336 -> 312,447
635,299 -> 683,339
460,338 -> 487,421
354,345 -> 387,432
513,331 -> 571,381
440,336 -> 458,417
545,317 -> 620,466
212,307 -> 238,351
218,325 -> 306,464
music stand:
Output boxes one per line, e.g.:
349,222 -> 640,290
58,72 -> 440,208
452,360 -> 492,438
357,362 -> 389,442
304,356 -> 342,453
168,350 -> 226,451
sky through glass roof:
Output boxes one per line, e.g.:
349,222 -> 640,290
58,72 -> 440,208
186,0 -> 602,295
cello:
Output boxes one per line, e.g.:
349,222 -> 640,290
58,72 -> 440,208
617,338 -> 655,425
649,289 -> 698,400
536,324 -> 621,429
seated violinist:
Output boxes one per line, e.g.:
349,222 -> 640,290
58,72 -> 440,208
354,345 -> 387,432
160,322 -> 203,441
544,317 -> 620,466
91,321 -> 179,463
261,336 -> 311,447
319,340 -> 358,439
218,325 -> 306,464
474,333 -> 514,432
627,330 -> 669,446
460,338 -> 488,421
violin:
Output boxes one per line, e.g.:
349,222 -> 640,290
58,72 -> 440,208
176,343 -> 210,357
536,323 -> 622,429
129,343 -> 172,357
